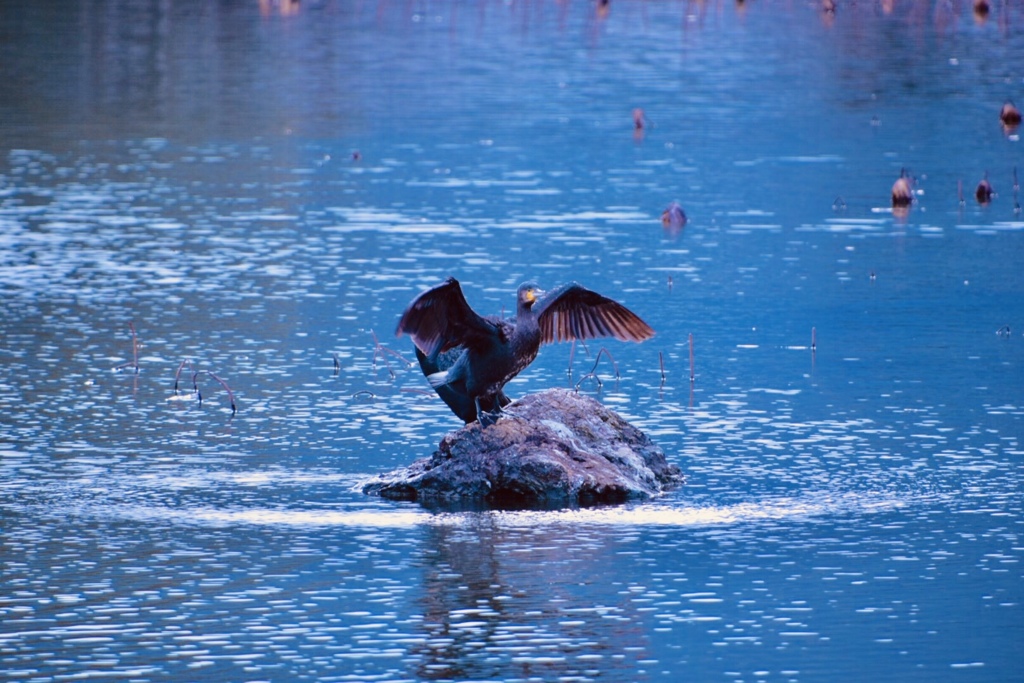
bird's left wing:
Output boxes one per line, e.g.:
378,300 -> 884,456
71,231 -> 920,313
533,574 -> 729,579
534,282 -> 655,344
395,277 -> 495,358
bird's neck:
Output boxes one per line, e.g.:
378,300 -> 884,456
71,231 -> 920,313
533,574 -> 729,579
514,306 -> 540,342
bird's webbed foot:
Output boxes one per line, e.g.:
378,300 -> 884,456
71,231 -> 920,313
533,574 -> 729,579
475,399 -> 505,428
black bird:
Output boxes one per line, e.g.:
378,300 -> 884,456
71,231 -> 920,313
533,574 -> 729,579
396,277 -> 655,425
409,344 -> 511,424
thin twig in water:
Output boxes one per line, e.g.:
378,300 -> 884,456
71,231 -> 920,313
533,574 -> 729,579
574,347 -> 620,391
689,333 -> 695,383
370,329 -> 412,379
567,340 -> 600,382
173,359 -> 195,394
1015,167 -> 1021,214
129,322 -> 139,373
170,360 -> 235,415
205,371 -> 237,415
116,322 -> 140,373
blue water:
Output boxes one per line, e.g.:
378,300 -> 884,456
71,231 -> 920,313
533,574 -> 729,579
2,1 -> 1023,681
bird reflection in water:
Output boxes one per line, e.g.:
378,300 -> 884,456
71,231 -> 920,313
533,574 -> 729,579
411,521 -> 646,681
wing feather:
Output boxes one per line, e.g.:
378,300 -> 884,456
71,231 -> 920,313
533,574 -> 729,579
535,282 -> 655,345
395,277 -> 497,358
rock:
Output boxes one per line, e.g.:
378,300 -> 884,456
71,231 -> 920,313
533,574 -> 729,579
363,388 -> 683,509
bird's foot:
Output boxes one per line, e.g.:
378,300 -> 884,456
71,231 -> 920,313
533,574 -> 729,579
475,400 -> 505,428
478,409 -> 501,428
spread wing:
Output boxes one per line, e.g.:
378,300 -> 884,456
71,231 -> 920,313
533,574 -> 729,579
534,282 -> 655,344
395,277 -> 497,359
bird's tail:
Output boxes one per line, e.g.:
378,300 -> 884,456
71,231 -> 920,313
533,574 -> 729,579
427,371 -> 449,388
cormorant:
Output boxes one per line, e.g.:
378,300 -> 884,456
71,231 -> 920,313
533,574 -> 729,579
396,277 -> 655,425
410,344 -> 511,424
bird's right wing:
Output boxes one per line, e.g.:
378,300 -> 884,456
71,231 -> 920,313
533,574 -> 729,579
395,277 -> 496,359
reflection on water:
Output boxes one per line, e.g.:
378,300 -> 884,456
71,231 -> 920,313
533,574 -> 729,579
2,1 -> 1023,681
3,481 -> 1017,682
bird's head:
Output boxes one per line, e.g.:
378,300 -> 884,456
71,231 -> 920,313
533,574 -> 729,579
517,282 -> 543,311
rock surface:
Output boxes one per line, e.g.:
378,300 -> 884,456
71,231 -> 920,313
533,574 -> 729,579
363,388 -> 683,508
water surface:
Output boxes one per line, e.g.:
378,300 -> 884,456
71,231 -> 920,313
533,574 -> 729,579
2,1 -> 1023,681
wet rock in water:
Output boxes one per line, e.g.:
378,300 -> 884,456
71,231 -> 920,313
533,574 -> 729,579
363,388 -> 683,508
